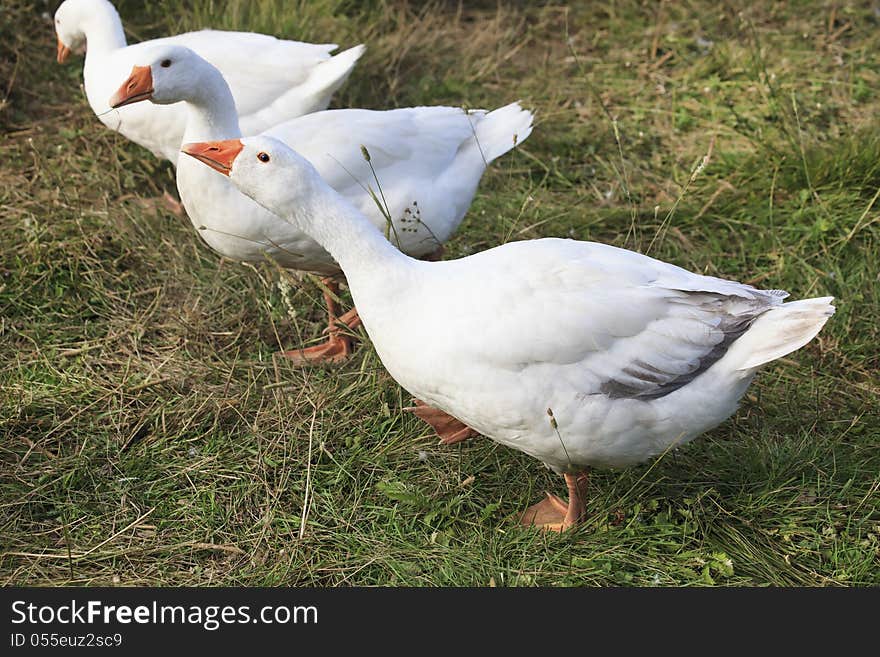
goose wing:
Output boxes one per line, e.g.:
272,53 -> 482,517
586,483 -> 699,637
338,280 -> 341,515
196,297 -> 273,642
444,239 -> 785,399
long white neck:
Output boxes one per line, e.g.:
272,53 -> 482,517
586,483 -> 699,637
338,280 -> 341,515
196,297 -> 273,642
272,167 -> 415,294
80,0 -> 126,56
180,66 -> 242,143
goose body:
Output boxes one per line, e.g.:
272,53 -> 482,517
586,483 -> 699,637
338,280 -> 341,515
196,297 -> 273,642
110,44 -> 533,274
55,0 -> 364,163
184,135 -> 836,529
357,238 -> 822,470
182,105 -> 532,272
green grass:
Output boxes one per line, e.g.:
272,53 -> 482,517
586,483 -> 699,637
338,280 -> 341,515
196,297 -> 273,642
1,0 -> 878,586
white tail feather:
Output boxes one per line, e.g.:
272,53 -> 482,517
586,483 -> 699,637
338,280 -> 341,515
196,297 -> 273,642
726,296 -> 835,371
245,44 -> 365,129
300,44 -> 366,102
470,101 -> 534,164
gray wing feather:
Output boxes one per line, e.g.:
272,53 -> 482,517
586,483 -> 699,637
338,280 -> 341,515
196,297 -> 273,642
596,292 -> 765,400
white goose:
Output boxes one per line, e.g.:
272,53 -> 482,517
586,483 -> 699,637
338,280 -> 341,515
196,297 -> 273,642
108,44 -> 533,387
182,135 -> 836,531
54,0 -> 364,163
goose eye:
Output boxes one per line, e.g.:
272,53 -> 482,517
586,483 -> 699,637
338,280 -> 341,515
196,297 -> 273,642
257,152 -> 270,163
160,59 -> 172,68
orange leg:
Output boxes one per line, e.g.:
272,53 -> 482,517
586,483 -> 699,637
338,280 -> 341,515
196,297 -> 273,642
280,278 -> 360,364
403,399 -> 478,445
334,306 -> 362,331
420,245 -> 445,262
519,471 -> 590,532
162,190 -> 185,216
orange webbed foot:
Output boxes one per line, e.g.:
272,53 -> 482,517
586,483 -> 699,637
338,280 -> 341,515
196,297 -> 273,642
404,399 -> 479,445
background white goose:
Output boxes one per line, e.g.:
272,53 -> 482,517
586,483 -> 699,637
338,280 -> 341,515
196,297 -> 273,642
183,135 -> 836,532
54,0 -> 365,164
108,43 -> 533,387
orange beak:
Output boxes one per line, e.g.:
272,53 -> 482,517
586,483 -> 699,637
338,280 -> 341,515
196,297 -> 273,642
180,139 -> 244,176
108,65 -> 153,108
56,36 -> 71,64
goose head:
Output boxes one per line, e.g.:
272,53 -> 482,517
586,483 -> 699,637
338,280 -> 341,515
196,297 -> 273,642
54,0 -> 122,63
181,136 -> 319,218
109,44 -> 207,109
53,0 -> 93,63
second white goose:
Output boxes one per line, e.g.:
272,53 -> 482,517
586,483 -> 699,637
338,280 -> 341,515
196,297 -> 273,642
108,44 -> 533,376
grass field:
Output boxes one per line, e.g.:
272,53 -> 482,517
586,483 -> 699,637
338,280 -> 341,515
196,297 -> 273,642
1,0 -> 877,586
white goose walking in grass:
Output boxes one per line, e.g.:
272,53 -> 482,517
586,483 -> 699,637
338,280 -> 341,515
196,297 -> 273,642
107,44 -> 532,395
182,135 -> 836,531
54,0 -> 364,164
